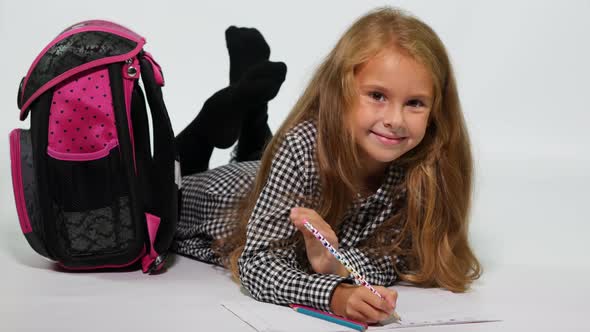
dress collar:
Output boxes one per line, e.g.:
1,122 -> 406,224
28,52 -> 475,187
357,163 -> 406,205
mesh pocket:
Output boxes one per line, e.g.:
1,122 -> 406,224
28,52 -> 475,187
47,145 -> 136,257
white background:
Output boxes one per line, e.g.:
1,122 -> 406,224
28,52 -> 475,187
1,1 -> 589,331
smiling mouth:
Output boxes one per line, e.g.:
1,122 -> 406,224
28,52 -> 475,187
371,131 -> 406,145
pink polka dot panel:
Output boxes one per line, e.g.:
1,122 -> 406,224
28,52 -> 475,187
48,67 -> 118,154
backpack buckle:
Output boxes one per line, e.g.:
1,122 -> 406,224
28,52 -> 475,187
145,252 -> 168,274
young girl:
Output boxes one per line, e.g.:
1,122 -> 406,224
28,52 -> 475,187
173,7 -> 481,324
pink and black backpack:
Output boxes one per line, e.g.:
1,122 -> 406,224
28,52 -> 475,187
10,20 -> 180,273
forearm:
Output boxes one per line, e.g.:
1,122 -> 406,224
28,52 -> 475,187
335,262 -> 350,278
239,251 -> 348,312
338,247 -> 398,286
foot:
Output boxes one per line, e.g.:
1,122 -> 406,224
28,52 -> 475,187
233,60 -> 287,105
226,26 -> 270,84
180,61 -> 286,150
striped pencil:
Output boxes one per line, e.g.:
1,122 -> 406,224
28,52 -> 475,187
302,219 -> 402,321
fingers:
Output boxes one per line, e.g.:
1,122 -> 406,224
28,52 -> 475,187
363,290 -> 393,315
352,287 -> 398,323
289,208 -> 316,244
344,308 -> 370,323
289,208 -> 332,251
377,287 -> 398,312
289,207 -> 335,237
290,208 -> 326,236
288,207 -> 307,231
354,301 -> 388,323
289,207 -> 319,227
334,284 -> 399,323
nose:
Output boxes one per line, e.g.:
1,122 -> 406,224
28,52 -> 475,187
382,103 -> 404,129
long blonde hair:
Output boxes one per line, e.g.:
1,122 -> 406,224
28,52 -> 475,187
216,7 -> 481,292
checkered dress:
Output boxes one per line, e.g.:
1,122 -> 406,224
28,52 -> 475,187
173,120 -> 406,312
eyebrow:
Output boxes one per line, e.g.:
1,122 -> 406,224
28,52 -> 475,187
407,94 -> 433,102
360,84 -> 432,101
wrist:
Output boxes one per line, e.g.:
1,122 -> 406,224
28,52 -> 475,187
335,263 -> 350,278
330,283 -> 355,315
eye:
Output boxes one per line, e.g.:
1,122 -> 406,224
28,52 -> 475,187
406,99 -> 425,108
369,91 -> 386,102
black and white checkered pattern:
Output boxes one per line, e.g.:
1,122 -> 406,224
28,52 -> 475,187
173,120 -> 405,312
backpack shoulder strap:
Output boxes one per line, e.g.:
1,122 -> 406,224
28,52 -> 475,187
137,52 -> 180,273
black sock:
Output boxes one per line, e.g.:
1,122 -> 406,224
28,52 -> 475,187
225,26 -> 284,159
175,129 -> 214,176
175,26 -> 284,173
175,60 -> 287,151
233,108 -> 272,162
233,61 -> 287,104
231,58 -> 286,162
186,86 -> 242,149
226,26 -> 270,84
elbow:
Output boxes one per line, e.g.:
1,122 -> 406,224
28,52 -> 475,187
237,254 -> 280,303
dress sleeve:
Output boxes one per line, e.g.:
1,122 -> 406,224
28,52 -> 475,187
338,248 -> 399,286
238,133 -> 348,312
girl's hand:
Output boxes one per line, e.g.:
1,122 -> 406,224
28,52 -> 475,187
330,284 -> 398,323
289,207 -> 346,275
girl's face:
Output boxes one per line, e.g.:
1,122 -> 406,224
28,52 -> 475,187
350,46 -> 433,176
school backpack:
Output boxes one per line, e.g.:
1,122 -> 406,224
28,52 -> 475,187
9,20 -> 180,273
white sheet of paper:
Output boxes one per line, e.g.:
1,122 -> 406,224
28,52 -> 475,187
221,286 -> 500,332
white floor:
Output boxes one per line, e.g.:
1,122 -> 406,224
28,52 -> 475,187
2,159 -> 590,331
1,250 -> 589,332
1,205 -> 589,331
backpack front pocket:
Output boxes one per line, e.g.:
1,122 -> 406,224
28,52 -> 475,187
46,143 -> 137,257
